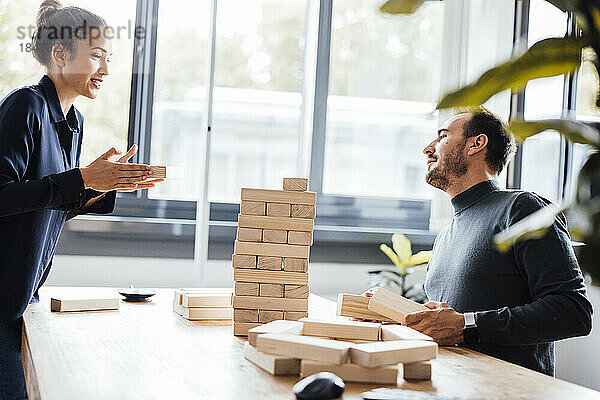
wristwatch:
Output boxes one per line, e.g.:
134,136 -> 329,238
462,312 -> 479,344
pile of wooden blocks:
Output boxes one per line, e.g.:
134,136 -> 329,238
242,288 -> 436,384
173,288 -> 233,321
232,177 -> 316,336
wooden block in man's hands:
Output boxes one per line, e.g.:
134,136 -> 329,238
367,287 -> 427,324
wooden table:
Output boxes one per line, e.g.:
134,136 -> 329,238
22,287 -> 600,400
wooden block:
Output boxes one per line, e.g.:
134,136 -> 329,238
240,200 -> 266,216
173,291 -> 183,311
266,203 -> 291,217
234,322 -> 262,336
262,229 -> 288,244
237,227 -> 262,242
285,285 -> 309,299
257,334 -> 351,364
336,293 -> 395,323
233,296 -> 308,312
241,188 -> 316,206
235,282 -> 259,297
291,204 -> 316,219
257,256 -> 283,270
381,325 -> 433,341
349,340 -> 437,367
259,310 -> 284,323
300,318 -> 381,341
260,283 -> 284,298
284,311 -> 308,320
181,293 -> 232,308
235,241 -> 310,259
232,254 -> 256,269
243,342 -> 300,375
368,288 -> 428,324
149,165 -> 166,179
234,269 -> 308,285
301,360 -> 398,384
173,302 -> 184,316
180,307 -> 233,320
283,177 -> 308,192
238,214 -> 313,232
288,231 -> 313,246
50,297 -> 119,312
234,308 -> 259,323
248,320 -> 303,347
283,258 -> 308,272
403,361 -> 432,380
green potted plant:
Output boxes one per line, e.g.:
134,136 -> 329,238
369,233 -> 432,302
380,0 -> 600,284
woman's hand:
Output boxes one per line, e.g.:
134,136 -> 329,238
79,145 -> 164,192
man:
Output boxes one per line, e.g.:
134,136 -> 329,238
401,109 -> 592,376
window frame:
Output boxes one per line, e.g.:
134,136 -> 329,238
508,0 -> 583,202
62,0 -> 592,260
68,0 -> 437,233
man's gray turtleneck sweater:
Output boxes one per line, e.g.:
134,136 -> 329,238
425,180 -> 592,376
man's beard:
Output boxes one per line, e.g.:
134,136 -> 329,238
425,139 -> 468,191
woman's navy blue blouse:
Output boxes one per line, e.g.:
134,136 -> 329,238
0,75 -> 116,321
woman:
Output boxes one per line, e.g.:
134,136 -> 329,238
0,2 -> 163,398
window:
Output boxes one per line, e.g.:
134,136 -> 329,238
0,0 -> 43,96
0,0 -> 136,167
208,0 -> 308,203
5,1 -> 593,257
576,47 -> 600,121
148,0 -> 211,201
75,0 -> 137,166
519,0 -> 568,202
322,0 -> 443,199
570,48 -> 599,199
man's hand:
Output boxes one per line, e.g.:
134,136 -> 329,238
79,145 -> 164,192
404,301 -> 465,346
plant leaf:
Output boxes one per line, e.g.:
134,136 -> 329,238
379,0 -> 425,14
437,36 -> 586,109
380,244 -> 403,269
544,0 -> 576,12
494,203 -> 568,252
391,233 -> 412,265
508,119 -> 600,147
409,250 -> 432,266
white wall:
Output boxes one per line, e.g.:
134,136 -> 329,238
555,284 -> 600,391
47,255 -> 599,391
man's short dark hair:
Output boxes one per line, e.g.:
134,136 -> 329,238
461,108 -> 516,174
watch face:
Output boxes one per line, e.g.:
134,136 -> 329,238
464,312 -> 476,327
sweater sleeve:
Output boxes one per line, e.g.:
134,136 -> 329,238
65,190 -> 117,220
476,192 -> 593,345
0,90 -> 87,217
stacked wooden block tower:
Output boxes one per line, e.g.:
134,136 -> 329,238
232,177 -> 316,336
242,287 -> 437,384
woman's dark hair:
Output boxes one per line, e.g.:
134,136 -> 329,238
461,107 -> 516,174
32,0 -> 107,67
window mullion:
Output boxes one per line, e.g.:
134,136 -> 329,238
126,0 -> 160,200
308,0 -> 333,196
560,11 -> 579,201
507,0 -> 529,190
192,0 -> 218,286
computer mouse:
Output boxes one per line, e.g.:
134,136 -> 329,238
293,372 -> 345,400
